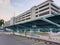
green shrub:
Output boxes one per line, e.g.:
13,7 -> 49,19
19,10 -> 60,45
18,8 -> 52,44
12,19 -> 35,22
35,32 -> 48,35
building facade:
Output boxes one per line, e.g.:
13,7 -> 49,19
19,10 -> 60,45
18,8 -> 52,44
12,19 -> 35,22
3,0 -> 60,32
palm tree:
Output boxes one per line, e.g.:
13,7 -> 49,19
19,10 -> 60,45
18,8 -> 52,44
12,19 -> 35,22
0,19 -> 4,27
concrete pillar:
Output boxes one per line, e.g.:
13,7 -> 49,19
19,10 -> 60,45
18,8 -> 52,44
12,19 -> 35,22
30,29 -> 33,34
17,27 -> 19,33
24,30 -> 27,36
50,28 -> 53,33
30,29 -> 34,36
38,29 -> 40,32
49,28 -> 53,39
49,0 -> 52,15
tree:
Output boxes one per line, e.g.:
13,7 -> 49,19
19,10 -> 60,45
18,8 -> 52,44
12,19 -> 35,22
0,19 -> 4,27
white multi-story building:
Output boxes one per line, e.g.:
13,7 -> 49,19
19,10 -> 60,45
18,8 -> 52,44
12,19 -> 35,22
4,0 -> 60,28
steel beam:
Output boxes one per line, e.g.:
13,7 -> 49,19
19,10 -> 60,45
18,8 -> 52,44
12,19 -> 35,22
41,18 -> 60,27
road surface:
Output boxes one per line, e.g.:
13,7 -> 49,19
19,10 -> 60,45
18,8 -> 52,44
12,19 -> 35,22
0,34 -> 47,45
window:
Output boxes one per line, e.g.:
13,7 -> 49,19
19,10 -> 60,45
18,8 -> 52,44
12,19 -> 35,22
35,12 -> 38,13
35,8 -> 38,10
51,8 -> 59,13
39,3 -> 49,9
39,11 -> 49,16
26,15 -> 30,17
17,20 -> 20,22
51,4 -> 59,9
36,15 -> 38,17
39,7 -> 49,12
26,12 -> 31,14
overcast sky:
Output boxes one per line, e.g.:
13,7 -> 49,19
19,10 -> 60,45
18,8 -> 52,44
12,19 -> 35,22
0,0 -> 60,21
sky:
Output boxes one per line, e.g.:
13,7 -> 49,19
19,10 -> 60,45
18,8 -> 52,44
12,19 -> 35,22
0,0 -> 60,21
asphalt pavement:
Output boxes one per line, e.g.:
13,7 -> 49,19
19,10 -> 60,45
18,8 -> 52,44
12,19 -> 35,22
0,34 -> 47,45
